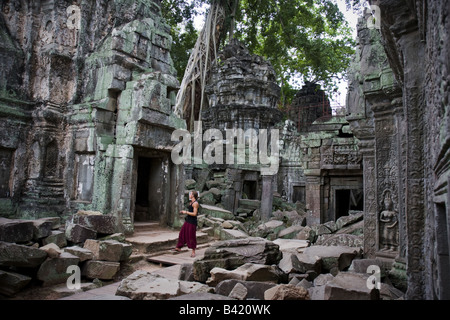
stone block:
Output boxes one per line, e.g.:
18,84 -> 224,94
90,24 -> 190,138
193,237 -> 281,283
301,245 -> 362,273
228,282 -> 248,300
42,230 -> 67,248
200,204 -> 235,220
335,211 -> 363,230
71,214 -> 117,235
292,251 -> 322,274
116,271 -> 211,300
323,272 -> 380,300
38,217 -> 62,230
207,263 -> 281,287
81,260 -> 120,280
219,228 -> 248,240
0,241 -> 48,268
264,284 -> 310,300
238,199 -> 261,210
31,219 -> 53,240
0,218 -> 34,243
215,279 -> 277,300
0,270 -> 32,297
83,239 -> 132,262
37,252 -> 80,286
65,222 -> 97,244
278,225 -> 304,239
39,243 -> 62,258
64,246 -> 94,262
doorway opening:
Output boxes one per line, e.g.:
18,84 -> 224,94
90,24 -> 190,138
335,189 -> 363,220
292,186 -> 306,204
242,180 -> 257,200
135,157 -> 162,222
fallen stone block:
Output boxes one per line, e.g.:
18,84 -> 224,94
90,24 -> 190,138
323,272 -> 380,300
200,204 -> 235,220
349,258 -> 386,277
238,199 -> 261,210
228,282 -> 248,300
71,214 -> 117,235
64,246 -> 94,262
335,211 -> 363,230
308,286 -> 326,300
207,263 -> 281,287
278,225 -> 304,239
116,271 -> 212,300
301,245 -> 362,273
42,230 -> 67,248
273,238 -> 309,252
315,233 -> 363,247
0,270 -> 32,297
98,233 -> 126,242
0,241 -> 48,268
81,260 -> 120,280
219,228 -> 248,240
37,252 -> 80,286
264,284 -> 310,300
0,218 -> 34,243
83,239 -> 132,262
255,220 -> 285,238
31,219 -> 53,240
215,279 -> 277,300
65,222 -> 97,244
38,217 -> 62,230
292,251 -> 322,274
313,273 -> 335,286
39,243 -> 62,258
193,237 -> 281,283
295,226 -> 316,242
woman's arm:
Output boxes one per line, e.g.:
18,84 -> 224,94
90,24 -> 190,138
180,203 -> 199,216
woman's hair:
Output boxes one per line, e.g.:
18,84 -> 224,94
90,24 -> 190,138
191,190 -> 199,200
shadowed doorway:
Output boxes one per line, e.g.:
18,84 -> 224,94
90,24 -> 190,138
135,157 -> 162,222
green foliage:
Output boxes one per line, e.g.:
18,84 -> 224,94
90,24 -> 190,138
162,0 -> 356,104
161,0 -> 204,81
235,0 -> 355,105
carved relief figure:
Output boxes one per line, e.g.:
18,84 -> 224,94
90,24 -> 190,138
379,190 -> 399,252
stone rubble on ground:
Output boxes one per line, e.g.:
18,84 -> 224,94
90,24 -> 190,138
0,211 -> 133,297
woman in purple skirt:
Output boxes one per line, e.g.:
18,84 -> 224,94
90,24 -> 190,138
174,190 -> 199,257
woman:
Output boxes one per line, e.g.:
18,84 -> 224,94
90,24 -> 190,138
174,191 -> 199,257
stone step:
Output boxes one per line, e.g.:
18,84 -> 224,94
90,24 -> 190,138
126,230 -> 211,255
132,222 -> 160,232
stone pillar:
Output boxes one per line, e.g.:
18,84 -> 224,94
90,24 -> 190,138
260,175 -> 274,221
305,174 -> 321,225
107,144 -> 134,235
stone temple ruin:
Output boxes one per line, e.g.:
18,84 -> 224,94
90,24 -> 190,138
0,0 -> 449,301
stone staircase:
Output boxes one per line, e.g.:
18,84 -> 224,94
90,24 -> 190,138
125,221 -> 212,261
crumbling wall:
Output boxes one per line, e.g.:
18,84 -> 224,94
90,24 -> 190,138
0,0 -> 185,233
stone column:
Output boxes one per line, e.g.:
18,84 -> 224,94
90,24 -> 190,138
260,175 -> 274,221
304,174 -> 321,225
107,144 -> 134,235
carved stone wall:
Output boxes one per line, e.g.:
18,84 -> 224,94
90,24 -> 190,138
348,0 -> 450,299
0,0 -> 185,233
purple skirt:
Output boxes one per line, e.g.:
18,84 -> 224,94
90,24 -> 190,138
176,221 -> 197,250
